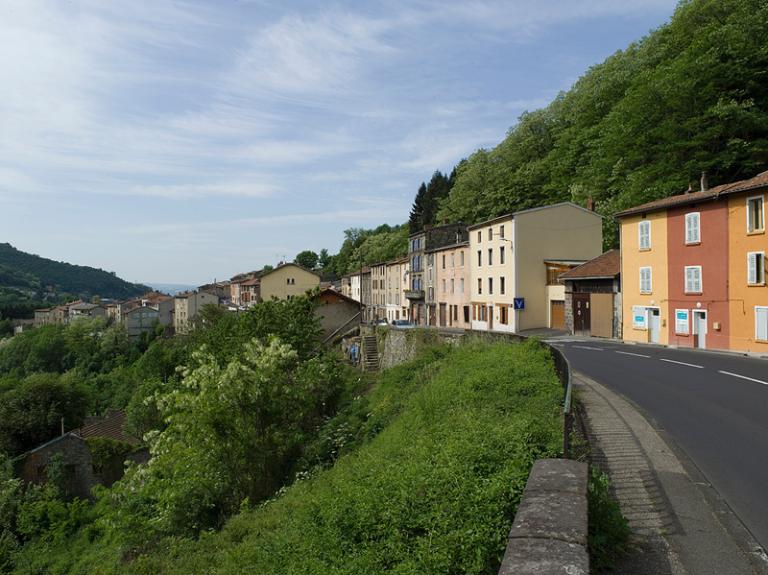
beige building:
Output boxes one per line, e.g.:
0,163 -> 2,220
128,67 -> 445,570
432,241 -> 471,328
385,258 -> 409,322
469,203 -> 602,333
259,263 -> 320,301
370,263 -> 387,321
174,290 -> 219,335
124,306 -> 160,338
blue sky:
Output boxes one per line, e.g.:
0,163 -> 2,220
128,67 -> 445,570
1,0 -> 678,285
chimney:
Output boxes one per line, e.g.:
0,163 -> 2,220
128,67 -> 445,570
585,197 -> 594,211
700,171 -> 709,192
685,182 -> 694,195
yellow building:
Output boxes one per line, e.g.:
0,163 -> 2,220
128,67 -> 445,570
728,189 -> 768,352
618,211 -> 669,345
259,263 -> 320,301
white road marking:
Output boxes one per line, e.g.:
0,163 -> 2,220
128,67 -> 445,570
660,358 -> 704,369
615,351 -> 651,358
718,370 -> 768,386
573,345 -> 604,351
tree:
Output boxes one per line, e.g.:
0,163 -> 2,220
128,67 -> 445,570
408,182 -> 427,233
317,248 -> 332,270
111,338 -> 348,538
294,250 -> 319,270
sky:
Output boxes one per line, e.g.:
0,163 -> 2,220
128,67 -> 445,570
0,0 -> 679,286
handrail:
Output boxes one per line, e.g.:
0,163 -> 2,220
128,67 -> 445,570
322,311 -> 362,345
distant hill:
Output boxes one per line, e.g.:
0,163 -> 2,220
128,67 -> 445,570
0,243 -> 149,301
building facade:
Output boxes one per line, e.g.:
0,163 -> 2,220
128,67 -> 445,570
259,263 -> 321,301
406,223 -> 468,326
432,241 -> 471,328
618,170 -> 768,352
174,290 -> 219,335
469,203 -> 603,333
385,258 -> 409,322
370,263 -> 387,321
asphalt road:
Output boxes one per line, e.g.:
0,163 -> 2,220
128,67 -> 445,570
551,338 -> 768,551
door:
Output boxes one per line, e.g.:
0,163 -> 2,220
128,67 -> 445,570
590,293 -> 613,338
573,294 -> 591,335
488,305 -> 494,330
693,311 -> 707,349
648,308 -> 661,344
439,303 -> 447,327
550,300 -> 565,330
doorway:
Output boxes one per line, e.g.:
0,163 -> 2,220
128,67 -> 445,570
648,308 -> 661,344
573,294 -> 591,335
692,310 -> 707,349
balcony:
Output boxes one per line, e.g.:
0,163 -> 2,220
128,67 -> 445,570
404,289 -> 425,300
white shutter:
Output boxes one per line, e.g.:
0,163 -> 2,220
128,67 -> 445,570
756,308 -> 768,341
639,221 -> 650,250
748,253 -> 758,285
686,213 -> 700,243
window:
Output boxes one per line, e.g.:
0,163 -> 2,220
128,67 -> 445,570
500,225 -> 505,239
488,277 -> 493,294
748,252 -> 766,285
500,246 -> 505,265
500,276 -> 505,294
756,307 -> 768,341
747,196 -> 765,233
442,279 -> 446,293
675,309 -> 690,335
639,220 -> 651,250
489,227 -> 493,240
442,254 -> 446,269
488,248 -> 493,266
685,266 -> 702,293
632,306 -> 647,329
460,251 -> 465,266
477,250 -> 482,266
477,278 -> 482,294
639,267 -> 652,294
477,230 -> 482,243
685,212 -> 700,244
450,253 -> 455,268
451,278 -> 455,293
460,278 -> 464,293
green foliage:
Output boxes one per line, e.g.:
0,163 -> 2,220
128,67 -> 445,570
438,0 -> 768,247
120,339 -> 563,574
409,170 -> 455,233
293,250 -> 319,270
86,439 -> 135,475
0,374 -> 89,456
107,338 -> 354,540
325,224 -> 409,277
0,243 -> 149,302
588,467 -> 631,572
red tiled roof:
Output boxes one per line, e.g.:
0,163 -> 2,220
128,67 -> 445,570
559,250 -> 620,280
240,278 -> 260,287
616,170 -> 768,218
74,410 -> 140,445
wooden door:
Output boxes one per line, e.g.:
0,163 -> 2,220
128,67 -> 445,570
550,300 -> 565,330
590,293 -> 613,338
573,294 -> 591,335
439,303 -> 447,327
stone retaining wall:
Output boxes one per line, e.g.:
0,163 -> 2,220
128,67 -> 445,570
499,459 -> 589,575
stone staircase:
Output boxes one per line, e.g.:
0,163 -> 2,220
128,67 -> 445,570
361,335 -> 380,372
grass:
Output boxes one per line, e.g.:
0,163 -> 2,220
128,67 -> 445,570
12,339 -> 565,574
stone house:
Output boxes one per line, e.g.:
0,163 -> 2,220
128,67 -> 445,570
313,288 -> 361,342
16,434 -> 95,501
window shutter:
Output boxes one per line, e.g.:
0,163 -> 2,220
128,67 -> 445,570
748,253 -> 758,284
756,308 -> 768,341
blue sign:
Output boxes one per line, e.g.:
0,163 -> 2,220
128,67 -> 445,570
513,297 -> 525,310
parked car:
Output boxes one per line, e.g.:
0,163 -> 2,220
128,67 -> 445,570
374,318 -> 389,326
391,319 -> 415,329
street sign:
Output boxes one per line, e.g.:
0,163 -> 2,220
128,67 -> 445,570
513,297 -> 525,310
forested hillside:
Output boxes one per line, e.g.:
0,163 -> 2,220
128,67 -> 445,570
0,243 -> 149,303
437,0 -> 768,245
